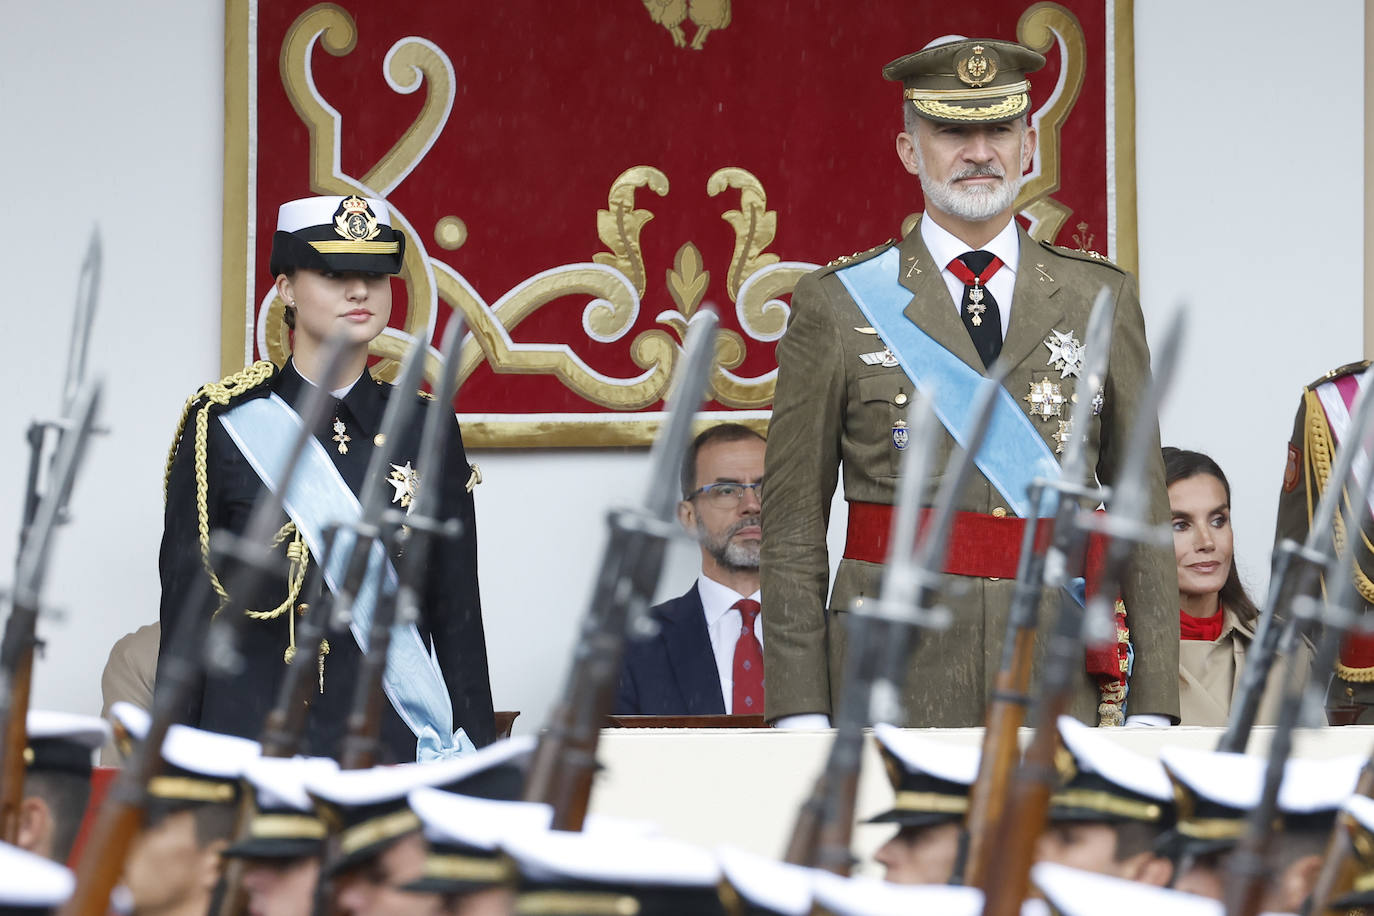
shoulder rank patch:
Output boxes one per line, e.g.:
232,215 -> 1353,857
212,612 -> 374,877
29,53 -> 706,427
1038,239 -> 1126,274
1284,444 -> 1301,493
1309,359 -> 1371,390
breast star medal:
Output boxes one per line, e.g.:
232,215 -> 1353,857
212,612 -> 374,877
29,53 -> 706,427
387,461 -> 421,511
331,417 -> 351,454
1043,329 -> 1085,378
1024,379 -> 1066,420
892,419 -> 909,451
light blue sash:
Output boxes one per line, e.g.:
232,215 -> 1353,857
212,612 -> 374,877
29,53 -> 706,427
219,393 -> 475,761
835,247 -> 1060,518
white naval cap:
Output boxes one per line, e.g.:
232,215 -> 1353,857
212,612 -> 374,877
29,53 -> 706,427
867,722 -> 979,826
872,722 -> 980,786
275,195 -> 393,232
242,755 -> 339,813
109,701 -> 260,806
503,830 -> 720,887
0,841 -> 74,912
716,846 -> 814,916
1345,793 -> 1374,831
408,786 -> 553,851
810,872 -> 1048,916
305,734 -> 535,807
1160,747 -> 1363,814
1050,715 -> 1172,824
25,710 -> 110,774
1031,861 -> 1290,916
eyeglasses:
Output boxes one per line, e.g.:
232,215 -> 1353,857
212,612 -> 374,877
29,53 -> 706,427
690,481 -> 763,507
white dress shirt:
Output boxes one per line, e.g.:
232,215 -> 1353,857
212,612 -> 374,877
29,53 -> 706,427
697,574 -> 763,715
920,213 -> 1020,338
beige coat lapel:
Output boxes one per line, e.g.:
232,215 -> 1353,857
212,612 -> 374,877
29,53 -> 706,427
1000,227 -> 1065,371
895,225 -> 985,373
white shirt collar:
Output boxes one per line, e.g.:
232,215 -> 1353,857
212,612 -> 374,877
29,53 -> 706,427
696,574 -> 761,626
920,211 -> 1021,276
291,358 -> 362,399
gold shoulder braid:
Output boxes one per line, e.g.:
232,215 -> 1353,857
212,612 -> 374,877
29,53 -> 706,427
162,361 -> 319,671
1305,388 -> 1374,681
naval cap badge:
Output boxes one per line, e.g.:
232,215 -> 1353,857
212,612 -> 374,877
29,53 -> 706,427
956,44 -> 997,88
1043,329 -> 1086,379
334,195 -> 381,243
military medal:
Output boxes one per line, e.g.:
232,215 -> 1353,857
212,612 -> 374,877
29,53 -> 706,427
1024,379 -> 1065,420
946,254 -> 1005,328
387,461 -> 421,510
1053,419 -> 1074,455
332,417 -> 351,454
891,419 -> 909,451
1091,386 -> 1105,416
1043,329 -> 1086,378
860,348 -> 900,368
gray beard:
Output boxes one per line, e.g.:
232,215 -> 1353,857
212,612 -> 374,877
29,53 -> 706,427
697,516 -> 761,572
919,166 -> 1022,222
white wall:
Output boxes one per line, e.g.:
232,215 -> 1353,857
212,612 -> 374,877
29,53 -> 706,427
0,1 -> 1362,731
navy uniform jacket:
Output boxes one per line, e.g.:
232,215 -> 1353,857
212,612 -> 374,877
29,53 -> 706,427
157,360 -> 495,760
615,584 -> 727,716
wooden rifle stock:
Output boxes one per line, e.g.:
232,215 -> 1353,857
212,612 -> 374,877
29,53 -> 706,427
525,313 -> 717,830
0,646 -> 34,842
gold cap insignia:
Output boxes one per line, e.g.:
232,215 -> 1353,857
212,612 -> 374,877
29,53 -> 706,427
956,45 -> 997,88
334,195 -> 381,243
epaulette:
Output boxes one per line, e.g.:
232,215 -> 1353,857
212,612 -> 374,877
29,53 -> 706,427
1308,360 -> 1370,390
191,360 -> 278,411
820,238 -> 897,273
1038,238 -> 1127,274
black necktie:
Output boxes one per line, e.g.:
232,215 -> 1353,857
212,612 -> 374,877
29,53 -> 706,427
953,250 -> 1003,369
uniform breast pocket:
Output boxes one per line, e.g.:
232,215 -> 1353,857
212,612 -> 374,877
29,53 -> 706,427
850,373 -> 917,480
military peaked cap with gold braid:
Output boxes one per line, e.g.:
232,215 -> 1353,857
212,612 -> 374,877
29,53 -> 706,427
402,787 -> 552,896
25,711 -> 109,777
222,755 -> 339,861
109,702 -> 261,812
1331,795 -> 1374,908
866,722 -> 978,828
269,195 -> 406,276
883,37 -> 1045,124
1049,716 -> 1173,827
717,847 -> 814,916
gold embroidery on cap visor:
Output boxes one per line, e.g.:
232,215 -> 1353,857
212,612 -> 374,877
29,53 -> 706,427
249,813 -> 329,839
307,240 -> 402,255
422,853 -> 513,883
1048,789 -> 1162,823
147,776 -> 237,804
338,809 -> 422,856
516,892 -> 641,915
892,791 -> 970,815
905,90 -> 1031,122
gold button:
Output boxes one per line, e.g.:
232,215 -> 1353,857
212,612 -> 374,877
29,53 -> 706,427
374,433 -> 386,447
992,507 -> 1007,518
894,392 -> 909,407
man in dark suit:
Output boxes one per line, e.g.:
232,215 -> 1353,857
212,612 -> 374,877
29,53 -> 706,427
615,423 -> 766,716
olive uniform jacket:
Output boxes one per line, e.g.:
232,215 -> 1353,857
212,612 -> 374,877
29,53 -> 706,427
157,360 -> 496,760
760,221 -> 1180,726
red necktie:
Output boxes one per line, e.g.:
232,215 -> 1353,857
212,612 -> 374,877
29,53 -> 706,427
732,599 -> 764,714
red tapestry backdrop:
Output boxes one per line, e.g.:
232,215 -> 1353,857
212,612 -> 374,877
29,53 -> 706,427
223,0 -> 1135,446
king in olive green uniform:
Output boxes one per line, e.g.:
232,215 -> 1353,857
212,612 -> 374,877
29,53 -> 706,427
760,37 -> 1179,727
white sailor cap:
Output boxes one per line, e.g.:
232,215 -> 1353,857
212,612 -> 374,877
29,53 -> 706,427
1159,747 -> 1363,857
0,841 -> 74,914
109,701 -> 261,807
504,830 -> 722,916
25,710 -> 110,775
401,787 -> 552,895
1031,861 -> 1290,916
1050,716 -> 1172,824
222,756 -> 338,861
867,723 -> 979,827
306,735 -> 535,875
716,846 -> 814,916
810,872 -> 1048,916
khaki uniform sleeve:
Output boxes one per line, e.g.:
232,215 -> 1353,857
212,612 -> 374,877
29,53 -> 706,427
1095,272 -> 1181,721
761,269 -> 847,720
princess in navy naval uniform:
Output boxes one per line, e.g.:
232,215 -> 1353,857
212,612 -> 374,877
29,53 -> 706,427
157,195 -> 495,762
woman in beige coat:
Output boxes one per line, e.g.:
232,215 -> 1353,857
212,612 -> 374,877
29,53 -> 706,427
1165,447 -> 1311,726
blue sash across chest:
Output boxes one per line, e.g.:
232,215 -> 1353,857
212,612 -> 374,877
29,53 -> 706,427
834,247 -> 1059,518
219,393 -> 474,760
